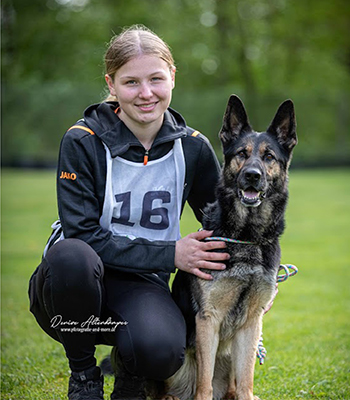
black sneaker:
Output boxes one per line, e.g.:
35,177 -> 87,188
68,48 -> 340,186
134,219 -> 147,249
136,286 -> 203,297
68,365 -> 104,400
111,369 -> 146,400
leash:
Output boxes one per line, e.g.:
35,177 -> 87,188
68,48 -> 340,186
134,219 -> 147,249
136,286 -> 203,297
277,263 -> 298,282
204,236 -> 298,365
257,264 -> 298,365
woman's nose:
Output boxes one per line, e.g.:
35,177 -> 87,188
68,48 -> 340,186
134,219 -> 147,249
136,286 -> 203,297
139,82 -> 153,99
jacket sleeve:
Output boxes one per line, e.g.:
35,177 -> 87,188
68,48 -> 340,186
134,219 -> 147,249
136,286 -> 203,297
186,135 -> 221,223
57,130 -> 176,274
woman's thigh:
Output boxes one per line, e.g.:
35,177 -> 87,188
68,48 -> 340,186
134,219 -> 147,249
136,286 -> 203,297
29,238 -> 105,342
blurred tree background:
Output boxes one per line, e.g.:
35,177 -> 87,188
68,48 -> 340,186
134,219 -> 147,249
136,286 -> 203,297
2,0 -> 350,167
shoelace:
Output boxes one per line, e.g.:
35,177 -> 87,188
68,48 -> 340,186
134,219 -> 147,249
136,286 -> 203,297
85,381 -> 98,392
69,377 -> 103,398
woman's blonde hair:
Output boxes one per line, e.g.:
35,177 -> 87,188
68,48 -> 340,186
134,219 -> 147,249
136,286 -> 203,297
104,25 -> 175,102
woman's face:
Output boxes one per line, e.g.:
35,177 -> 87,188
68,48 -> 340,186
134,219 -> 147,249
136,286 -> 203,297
106,54 -> 175,133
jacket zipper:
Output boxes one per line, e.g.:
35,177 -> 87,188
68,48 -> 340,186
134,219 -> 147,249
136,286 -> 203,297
143,149 -> 150,166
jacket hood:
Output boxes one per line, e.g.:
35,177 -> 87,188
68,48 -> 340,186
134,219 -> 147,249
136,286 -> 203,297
83,102 -> 187,158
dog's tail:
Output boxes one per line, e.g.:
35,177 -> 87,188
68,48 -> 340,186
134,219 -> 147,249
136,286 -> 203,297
166,350 -> 230,400
165,349 -> 197,400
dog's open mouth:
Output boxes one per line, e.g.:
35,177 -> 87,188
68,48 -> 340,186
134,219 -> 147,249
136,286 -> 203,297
239,188 -> 264,207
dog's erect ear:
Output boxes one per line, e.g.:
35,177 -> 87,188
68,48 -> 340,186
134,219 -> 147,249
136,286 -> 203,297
267,100 -> 297,153
219,95 -> 252,150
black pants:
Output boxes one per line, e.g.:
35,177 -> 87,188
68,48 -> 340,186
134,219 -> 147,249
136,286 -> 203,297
28,239 -> 186,380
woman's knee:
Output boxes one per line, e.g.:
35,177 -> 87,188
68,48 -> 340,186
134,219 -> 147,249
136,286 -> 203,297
44,239 -> 104,292
46,238 -> 102,275
127,328 -> 186,380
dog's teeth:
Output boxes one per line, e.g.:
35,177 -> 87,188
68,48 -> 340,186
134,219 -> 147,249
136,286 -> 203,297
243,190 -> 260,200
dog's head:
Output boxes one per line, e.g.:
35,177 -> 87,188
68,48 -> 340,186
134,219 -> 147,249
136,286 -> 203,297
219,95 -> 297,208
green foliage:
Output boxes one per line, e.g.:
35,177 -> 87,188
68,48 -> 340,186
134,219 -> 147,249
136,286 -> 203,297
2,0 -> 350,166
1,168 -> 350,399
2,0 -> 350,165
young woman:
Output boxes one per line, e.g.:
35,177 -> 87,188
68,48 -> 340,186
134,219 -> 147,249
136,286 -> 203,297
28,25 -> 230,400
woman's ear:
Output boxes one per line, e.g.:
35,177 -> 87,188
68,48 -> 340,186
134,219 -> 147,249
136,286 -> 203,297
170,66 -> 176,89
105,74 -> 116,96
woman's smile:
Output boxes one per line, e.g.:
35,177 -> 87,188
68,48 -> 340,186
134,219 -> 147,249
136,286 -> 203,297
136,101 -> 159,112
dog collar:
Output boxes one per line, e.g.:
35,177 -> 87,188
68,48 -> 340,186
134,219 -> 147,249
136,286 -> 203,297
204,236 -> 256,245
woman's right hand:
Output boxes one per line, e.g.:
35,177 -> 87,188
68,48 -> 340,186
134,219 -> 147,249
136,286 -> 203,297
174,230 -> 230,280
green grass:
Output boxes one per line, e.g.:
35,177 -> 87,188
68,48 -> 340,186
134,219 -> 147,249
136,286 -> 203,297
1,168 -> 350,400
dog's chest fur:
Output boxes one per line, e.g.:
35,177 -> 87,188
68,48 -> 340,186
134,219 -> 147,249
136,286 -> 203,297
190,244 -> 277,353
188,195 -> 281,352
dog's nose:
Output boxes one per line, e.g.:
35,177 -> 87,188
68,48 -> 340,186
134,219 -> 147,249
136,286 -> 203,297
245,168 -> 261,184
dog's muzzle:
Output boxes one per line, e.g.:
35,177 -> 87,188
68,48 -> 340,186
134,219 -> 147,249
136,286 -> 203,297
238,168 -> 266,207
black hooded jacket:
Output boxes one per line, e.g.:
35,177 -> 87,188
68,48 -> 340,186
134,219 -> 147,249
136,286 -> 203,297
56,101 -> 220,280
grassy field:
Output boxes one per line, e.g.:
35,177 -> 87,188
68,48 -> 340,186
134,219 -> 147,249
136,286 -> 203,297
1,168 -> 350,400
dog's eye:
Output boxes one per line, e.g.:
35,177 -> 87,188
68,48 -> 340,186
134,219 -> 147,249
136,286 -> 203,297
237,151 -> 247,159
265,153 -> 274,161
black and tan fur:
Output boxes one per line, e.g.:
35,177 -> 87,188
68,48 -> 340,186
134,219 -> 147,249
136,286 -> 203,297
162,95 -> 297,400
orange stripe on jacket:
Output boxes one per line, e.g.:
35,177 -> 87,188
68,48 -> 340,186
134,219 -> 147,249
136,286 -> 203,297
68,125 -> 95,135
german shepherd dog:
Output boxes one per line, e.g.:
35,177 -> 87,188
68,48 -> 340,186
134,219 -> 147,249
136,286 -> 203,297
161,95 -> 297,400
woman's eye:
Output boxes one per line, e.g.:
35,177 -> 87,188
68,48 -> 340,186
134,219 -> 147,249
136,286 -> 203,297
126,80 -> 137,85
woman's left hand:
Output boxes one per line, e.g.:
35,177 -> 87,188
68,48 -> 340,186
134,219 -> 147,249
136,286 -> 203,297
174,230 -> 230,280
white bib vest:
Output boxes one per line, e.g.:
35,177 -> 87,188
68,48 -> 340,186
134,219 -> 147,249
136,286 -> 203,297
99,139 -> 186,241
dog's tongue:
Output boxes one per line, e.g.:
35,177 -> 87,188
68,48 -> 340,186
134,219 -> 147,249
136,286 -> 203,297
243,189 -> 259,199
